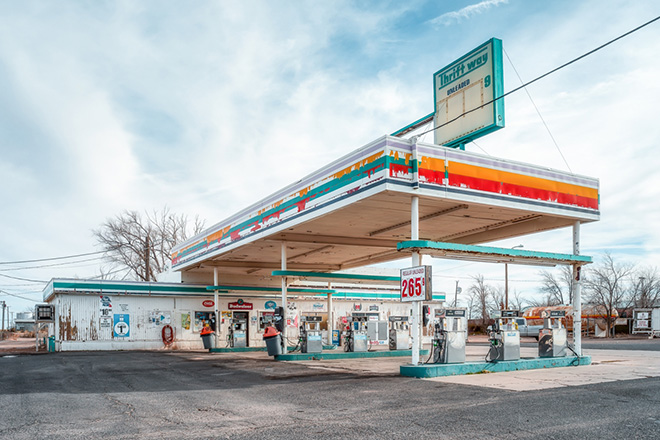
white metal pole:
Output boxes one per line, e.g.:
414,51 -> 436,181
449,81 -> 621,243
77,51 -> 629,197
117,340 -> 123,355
504,263 -> 509,309
281,242 -> 288,350
213,267 -> 219,349
573,221 -> 582,356
411,195 -> 421,365
327,282 -> 333,345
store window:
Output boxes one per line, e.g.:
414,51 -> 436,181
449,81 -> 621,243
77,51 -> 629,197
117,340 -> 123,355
194,311 -> 214,333
258,311 -> 275,332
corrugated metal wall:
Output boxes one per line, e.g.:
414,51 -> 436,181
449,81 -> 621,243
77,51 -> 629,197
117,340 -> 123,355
57,294 -> 184,342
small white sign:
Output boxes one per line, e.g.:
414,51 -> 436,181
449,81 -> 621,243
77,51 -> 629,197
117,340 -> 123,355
400,266 -> 432,302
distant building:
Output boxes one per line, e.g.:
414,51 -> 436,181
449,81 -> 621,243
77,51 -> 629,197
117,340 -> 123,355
14,312 -> 35,331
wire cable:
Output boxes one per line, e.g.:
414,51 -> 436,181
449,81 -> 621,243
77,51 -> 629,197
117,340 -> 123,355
0,273 -> 48,283
0,289 -> 41,302
503,48 -> 572,173
0,256 -> 107,272
0,248 -> 116,265
470,140 -> 491,156
416,15 -> 660,141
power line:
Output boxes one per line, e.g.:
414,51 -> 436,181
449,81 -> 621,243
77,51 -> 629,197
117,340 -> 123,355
0,249 -> 111,266
0,273 -> 48,283
417,15 -> 660,140
0,289 -> 40,302
503,48 -> 572,173
0,256 -> 107,272
470,140 -> 491,156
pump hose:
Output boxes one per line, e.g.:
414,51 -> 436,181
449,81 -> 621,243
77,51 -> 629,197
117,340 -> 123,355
485,343 -> 501,363
286,336 -> 301,352
566,344 -> 582,366
424,344 -> 435,364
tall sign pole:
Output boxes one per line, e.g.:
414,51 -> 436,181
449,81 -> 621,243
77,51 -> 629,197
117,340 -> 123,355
573,222 -> 582,356
411,195 -> 420,365
401,185 -> 432,366
213,267 -> 219,349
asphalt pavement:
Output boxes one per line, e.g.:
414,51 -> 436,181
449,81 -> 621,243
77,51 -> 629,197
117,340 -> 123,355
1,338 -> 659,439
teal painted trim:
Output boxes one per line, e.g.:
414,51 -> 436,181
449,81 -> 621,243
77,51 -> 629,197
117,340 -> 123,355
333,291 -> 445,301
397,240 -> 592,265
174,154 -> 390,265
275,349 -> 429,361
492,37 -> 505,130
206,285 -> 336,294
210,346 -> 269,353
271,270 -> 400,283
52,280 -> 210,294
400,355 -> 591,378
391,112 -> 434,137
209,345 -> 337,353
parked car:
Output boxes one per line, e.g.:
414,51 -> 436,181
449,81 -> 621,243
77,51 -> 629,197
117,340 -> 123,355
515,318 -> 542,340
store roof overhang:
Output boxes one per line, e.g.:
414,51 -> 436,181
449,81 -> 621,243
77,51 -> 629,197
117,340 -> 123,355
171,135 -> 599,279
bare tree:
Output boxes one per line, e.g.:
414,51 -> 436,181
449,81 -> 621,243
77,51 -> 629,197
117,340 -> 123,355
491,285 -> 526,311
468,275 -> 493,326
508,289 -> 528,311
584,253 -> 634,338
527,294 -> 556,308
629,267 -> 660,308
538,265 -> 574,305
491,285 -> 505,311
93,208 -> 205,281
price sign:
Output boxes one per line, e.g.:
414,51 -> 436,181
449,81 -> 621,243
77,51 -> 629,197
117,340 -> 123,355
400,266 -> 432,302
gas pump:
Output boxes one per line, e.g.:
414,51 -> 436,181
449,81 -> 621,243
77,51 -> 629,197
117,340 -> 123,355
538,310 -> 568,357
343,316 -> 368,352
229,312 -> 248,348
388,316 -> 409,350
300,316 -> 323,353
432,308 -> 467,364
487,310 -> 521,362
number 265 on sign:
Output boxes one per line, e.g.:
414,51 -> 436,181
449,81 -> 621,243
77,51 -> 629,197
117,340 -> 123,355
400,266 -> 432,302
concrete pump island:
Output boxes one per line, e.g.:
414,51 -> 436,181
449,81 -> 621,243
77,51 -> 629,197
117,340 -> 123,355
41,38 -> 599,379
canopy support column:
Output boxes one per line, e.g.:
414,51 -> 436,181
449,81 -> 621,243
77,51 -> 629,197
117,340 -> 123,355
411,195 -> 421,366
281,242 -> 288,351
572,221 -> 582,356
213,267 -> 219,349
327,282 -> 333,345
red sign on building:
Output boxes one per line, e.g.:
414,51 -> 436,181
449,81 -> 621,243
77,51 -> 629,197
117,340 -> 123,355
228,299 -> 253,310
202,300 -> 215,308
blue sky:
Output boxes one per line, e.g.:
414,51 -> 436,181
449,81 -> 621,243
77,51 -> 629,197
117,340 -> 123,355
1,0 -> 660,315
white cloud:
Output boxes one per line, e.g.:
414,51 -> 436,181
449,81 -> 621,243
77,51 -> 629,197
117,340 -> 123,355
429,0 -> 509,27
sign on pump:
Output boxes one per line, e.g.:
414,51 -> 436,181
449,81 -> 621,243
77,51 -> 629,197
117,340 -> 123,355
400,266 -> 432,302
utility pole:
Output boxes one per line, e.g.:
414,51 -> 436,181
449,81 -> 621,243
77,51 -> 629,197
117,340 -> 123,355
1,300 -> 5,332
505,245 -> 524,309
453,281 -> 460,307
145,234 -> 151,281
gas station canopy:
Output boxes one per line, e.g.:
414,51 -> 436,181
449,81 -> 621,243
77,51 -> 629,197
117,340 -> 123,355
172,135 -> 599,280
